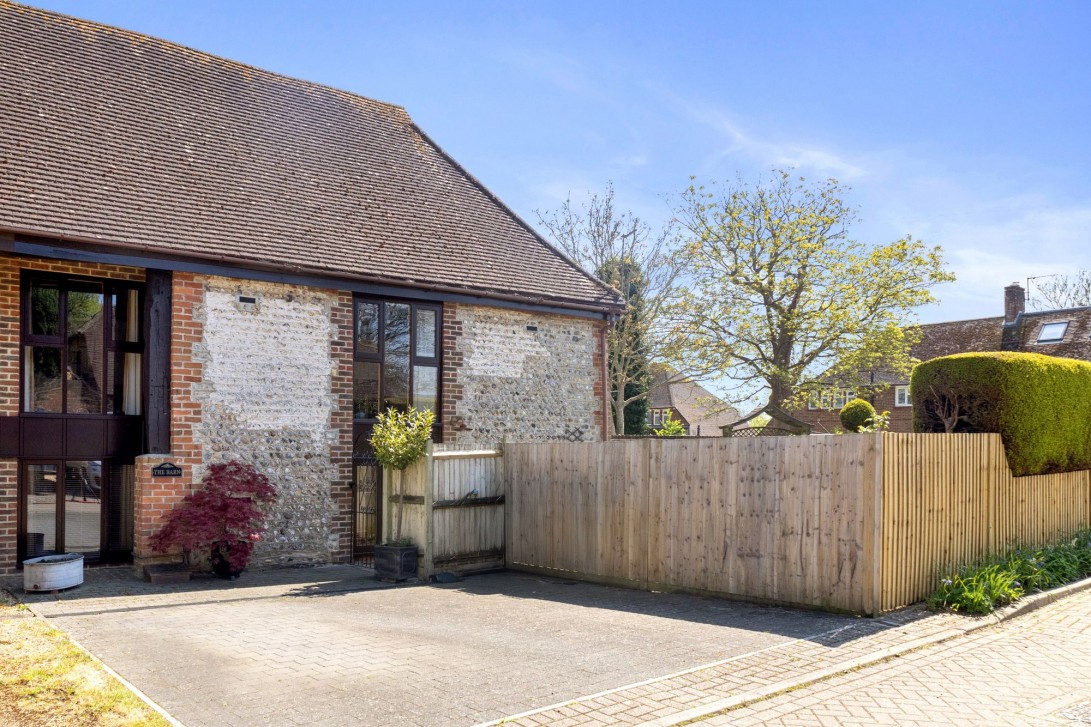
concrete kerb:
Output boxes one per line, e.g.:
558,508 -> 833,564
654,574 -> 1091,726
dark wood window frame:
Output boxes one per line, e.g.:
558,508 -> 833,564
351,295 -> 442,437
17,271 -> 146,566
18,457 -> 134,564
20,270 -> 145,418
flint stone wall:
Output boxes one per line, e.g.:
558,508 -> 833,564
192,276 -> 341,567
448,305 -> 602,445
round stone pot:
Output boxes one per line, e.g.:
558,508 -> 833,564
23,553 -> 84,593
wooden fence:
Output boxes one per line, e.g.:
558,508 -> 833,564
881,433 -> 1091,610
390,443 -> 505,578
504,434 -> 1091,615
505,436 -> 882,614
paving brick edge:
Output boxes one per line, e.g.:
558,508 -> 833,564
480,574 -> 1091,727
656,574 -> 1091,726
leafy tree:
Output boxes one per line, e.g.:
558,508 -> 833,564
537,184 -> 681,435
669,170 -> 954,410
1031,271 -> 1091,310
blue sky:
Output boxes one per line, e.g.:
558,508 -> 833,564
27,1 -> 1091,322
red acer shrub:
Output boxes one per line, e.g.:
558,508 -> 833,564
150,461 -> 277,575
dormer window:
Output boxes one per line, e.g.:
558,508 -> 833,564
1036,321 -> 1068,344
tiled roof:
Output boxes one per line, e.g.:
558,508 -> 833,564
648,366 -> 739,433
0,2 -> 621,312
871,308 -> 1091,385
1016,308 -> 1091,359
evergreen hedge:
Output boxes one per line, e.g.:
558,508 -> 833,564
911,352 -> 1091,475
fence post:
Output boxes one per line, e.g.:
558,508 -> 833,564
422,441 -> 435,580
868,432 -> 884,615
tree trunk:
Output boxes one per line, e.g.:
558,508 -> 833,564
393,469 -> 404,543
613,388 -> 626,437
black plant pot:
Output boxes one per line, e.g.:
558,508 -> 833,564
373,544 -> 419,581
210,541 -> 245,580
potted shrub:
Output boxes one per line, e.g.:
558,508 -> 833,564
370,406 -> 435,581
150,461 -> 277,579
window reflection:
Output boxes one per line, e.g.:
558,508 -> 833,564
383,304 -> 410,412
353,361 -> 380,420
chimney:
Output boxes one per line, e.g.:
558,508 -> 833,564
1004,282 -> 1025,324
1001,282 -> 1025,351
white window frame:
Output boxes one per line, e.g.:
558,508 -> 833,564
894,385 -> 911,407
651,409 -> 663,426
808,388 -> 856,410
1036,321 -> 1068,344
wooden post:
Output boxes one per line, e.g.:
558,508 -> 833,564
143,269 -> 172,454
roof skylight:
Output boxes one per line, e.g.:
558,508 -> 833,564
1036,321 -> 1068,343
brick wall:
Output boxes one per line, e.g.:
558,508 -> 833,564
328,292 -> 354,563
132,271 -> 203,567
791,387 -> 915,434
441,303 -> 605,445
0,253 -> 145,574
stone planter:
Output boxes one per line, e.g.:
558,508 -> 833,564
23,553 -> 84,592
374,544 -> 419,581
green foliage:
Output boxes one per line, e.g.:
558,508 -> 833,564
654,411 -> 686,437
370,407 -> 436,472
669,169 -> 953,409
839,398 -> 876,432
912,352 -> 1091,475
859,410 -> 890,432
623,380 -> 649,435
370,407 -> 436,545
928,530 -> 1091,614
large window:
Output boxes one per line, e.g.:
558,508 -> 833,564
23,275 -> 143,416
808,388 -> 856,411
352,298 -> 441,421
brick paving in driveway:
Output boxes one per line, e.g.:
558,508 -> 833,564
5,566 -> 856,727
696,586 -> 1091,726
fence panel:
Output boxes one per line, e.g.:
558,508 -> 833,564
430,444 -> 504,573
880,433 -> 1091,611
505,436 -> 879,613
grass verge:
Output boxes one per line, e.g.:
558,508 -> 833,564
927,529 -> 1091,614
0,589 -> 170,726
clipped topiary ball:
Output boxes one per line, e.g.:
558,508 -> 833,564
840,398 -> 876,432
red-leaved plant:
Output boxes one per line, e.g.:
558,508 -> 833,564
150,461 -> 277,575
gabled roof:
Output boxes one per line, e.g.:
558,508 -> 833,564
648,366 -> 739,433
0,2 -> 622,313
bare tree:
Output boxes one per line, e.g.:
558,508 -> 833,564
1031,271 -> 1091,310
536,184 -> 682,435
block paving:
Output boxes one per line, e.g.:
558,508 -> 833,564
3,566 -> 852,727
699,586 -> 1091,726
8,565 -> 1088,726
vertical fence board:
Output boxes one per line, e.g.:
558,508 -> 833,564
879,433 -> 1091,611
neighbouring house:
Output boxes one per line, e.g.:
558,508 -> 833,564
0,2 -> 624,575
645,366 -> 740,436
794,282 -> 1091,433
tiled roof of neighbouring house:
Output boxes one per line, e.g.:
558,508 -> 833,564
0,2 -> 622,312
869,308 -> 1091,385
648,366 -> 740,433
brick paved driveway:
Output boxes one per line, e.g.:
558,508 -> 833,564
701,586 -> 1091,726
10,566 -> 855,727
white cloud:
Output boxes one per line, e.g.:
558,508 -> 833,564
670,97 -> 867,180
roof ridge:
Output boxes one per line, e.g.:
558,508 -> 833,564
1,0 -> 405,113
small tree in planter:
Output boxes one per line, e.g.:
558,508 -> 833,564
370,407 -> 435,580
150,461 -> 277,579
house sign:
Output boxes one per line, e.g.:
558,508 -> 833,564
151,462 -> 183,478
